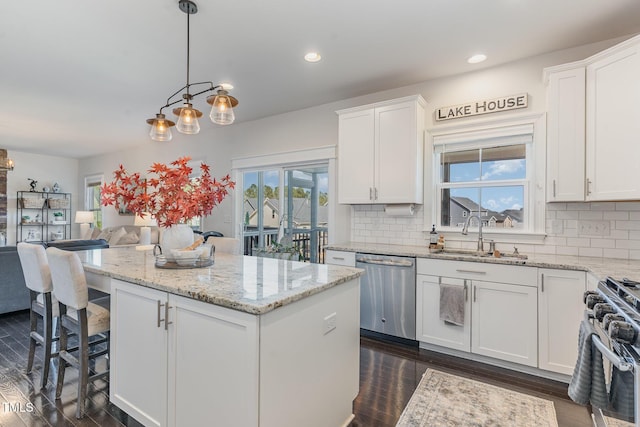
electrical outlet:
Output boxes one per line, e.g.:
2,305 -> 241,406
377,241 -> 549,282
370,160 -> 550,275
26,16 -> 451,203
578,220 -> 610,237
323,312 -> 337,335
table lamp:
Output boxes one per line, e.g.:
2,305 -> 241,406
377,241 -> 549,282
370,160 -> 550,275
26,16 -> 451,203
134,212 -> 156,247
74,211 -> 94,240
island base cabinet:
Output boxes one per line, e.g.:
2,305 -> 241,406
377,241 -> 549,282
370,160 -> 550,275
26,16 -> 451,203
471,281 -> 538,367
110,280 -> 168,427
109,278 -> 360,427
259,279 -> 360,427
110,279 -> 259,427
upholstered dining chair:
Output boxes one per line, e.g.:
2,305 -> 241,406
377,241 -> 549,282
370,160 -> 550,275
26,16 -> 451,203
206,236 -> 242,255
17,242 -> 58,389
46,247 -> 110,419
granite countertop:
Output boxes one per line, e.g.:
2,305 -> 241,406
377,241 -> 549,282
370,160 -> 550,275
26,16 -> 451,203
326,242 -> 640,282
79,247 -> 363,315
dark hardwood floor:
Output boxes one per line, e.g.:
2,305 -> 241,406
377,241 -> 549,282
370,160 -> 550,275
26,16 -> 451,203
351,335 -> 593,427
1,310 -> 592,426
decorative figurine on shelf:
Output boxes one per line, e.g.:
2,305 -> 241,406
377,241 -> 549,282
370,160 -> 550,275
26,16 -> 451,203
52,182 -> 60,193
42,186 -> 50,193
27,178 -> 37,192
35,214 -> 41,224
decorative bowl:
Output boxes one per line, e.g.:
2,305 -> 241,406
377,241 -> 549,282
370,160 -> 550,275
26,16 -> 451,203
171,249 -> 200,266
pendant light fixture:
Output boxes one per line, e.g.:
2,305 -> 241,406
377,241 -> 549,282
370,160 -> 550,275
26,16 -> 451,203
146,0 -> 238,141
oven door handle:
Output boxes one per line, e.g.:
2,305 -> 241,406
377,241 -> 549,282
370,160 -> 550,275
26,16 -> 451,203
592,335 -> 634,372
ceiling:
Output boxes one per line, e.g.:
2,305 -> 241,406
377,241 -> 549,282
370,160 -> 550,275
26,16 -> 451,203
3,0 -> 640,159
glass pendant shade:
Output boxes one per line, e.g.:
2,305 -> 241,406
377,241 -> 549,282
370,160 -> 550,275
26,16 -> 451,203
147,114 -> 175,142
209,92 -> 235,125
175,103 -> 201,134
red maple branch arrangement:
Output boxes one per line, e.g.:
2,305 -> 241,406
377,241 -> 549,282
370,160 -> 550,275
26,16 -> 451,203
100,156 -> 235,227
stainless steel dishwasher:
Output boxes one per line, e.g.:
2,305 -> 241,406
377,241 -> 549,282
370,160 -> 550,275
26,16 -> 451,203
355,253 -> 416,340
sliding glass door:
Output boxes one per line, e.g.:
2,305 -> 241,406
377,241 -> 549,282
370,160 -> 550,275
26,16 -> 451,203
240,164 -> 328,263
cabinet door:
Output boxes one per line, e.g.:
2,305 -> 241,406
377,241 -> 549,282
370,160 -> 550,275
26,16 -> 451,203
586,42 -> 640,200
110,279 -> 168,427
538,269 -> 585,375
416,275 -> 470,352
375,100 -> 424,204
337,109 -> 375,203
546,67 -> 585,202
471,280 -> 537,367
168,294 -> 259,427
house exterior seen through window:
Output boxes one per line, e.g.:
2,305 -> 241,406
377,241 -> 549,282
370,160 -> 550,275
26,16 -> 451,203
433,120 -> 539,234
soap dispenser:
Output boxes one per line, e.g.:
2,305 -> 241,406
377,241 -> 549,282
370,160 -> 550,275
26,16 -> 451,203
429,225 -> 438,249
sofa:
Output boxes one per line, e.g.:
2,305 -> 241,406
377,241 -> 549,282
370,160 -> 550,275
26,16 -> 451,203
92,225 -> 160,247
0,246 -> 30,314
0,239 -> 110,315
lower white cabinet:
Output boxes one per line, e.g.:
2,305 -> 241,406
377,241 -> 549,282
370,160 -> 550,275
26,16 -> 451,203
110,279 -> 258,427
471,280 -> 538,367
325,249 -> 356,267
416,272 -> 537,367
417,259 -> 587,375
538,269 -> 586,375
416,275 -> 470,352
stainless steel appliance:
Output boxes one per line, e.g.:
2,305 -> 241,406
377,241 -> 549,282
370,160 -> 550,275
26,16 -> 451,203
583,277 -> 640,427
355,253 -> 416,340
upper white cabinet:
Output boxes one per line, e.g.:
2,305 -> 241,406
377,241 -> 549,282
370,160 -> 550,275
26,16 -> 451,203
586,40 -> 640,200
545,67 -> 585,202
545,35 -> 640,202
337,95 -> 426,204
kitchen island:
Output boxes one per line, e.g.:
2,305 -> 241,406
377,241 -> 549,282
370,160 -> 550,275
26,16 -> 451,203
79,247 -> 363,427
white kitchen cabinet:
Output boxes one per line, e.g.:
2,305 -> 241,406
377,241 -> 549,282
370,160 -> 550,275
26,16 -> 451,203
416,259 -> 538,367
325,249 -> 356,267
471,280 -> 538,367
416,274 -> 471,352
545,66 -> 585,202
110,279 -> 259,427
538,269 -> 586,375
586,39 -> 640,200
544,34 -> 640,202
337,95 -> 426,204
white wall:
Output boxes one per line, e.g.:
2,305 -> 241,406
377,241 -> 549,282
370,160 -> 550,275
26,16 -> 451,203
6,151 -> 79,244
76,36 -> 628,247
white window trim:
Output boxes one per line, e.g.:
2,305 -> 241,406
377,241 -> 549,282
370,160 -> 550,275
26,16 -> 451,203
425,112 -> 546,245
231,146 -> 337,243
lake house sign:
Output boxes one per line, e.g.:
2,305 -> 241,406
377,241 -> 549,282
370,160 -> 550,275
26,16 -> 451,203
435,93 -> 528,121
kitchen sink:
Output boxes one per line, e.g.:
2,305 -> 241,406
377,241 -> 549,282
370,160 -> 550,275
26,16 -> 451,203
430,248 -> 528,260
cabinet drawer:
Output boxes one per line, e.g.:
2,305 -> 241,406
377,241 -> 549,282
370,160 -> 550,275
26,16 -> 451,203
325,250 -> 356,267
417,258 -> 537,287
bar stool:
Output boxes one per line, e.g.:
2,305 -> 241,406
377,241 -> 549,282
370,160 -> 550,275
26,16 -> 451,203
16,242 -> 58,389
46,247 -> 110,419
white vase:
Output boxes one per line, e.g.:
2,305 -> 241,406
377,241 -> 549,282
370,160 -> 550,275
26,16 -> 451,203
160,224 -> 194,258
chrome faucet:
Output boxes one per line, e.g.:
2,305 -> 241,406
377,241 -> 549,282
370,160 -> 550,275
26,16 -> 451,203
461,214 -> 484,252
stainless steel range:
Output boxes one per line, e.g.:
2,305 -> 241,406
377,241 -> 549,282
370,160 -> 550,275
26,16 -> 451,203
583,277 -> 640,427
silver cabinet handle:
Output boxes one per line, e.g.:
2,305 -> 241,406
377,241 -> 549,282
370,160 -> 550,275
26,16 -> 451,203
331,256 -> 345,261
541,273 -> 545,292
165,303 -> 173,331
456,269 -> 487,275
473,284 -> 477,302
463,279 -> 468,302
586,178 -> 592,196
157,300 -> 164,328
369,187 -> 373,201
374,188 -> 378,200
552,180 -> 556,198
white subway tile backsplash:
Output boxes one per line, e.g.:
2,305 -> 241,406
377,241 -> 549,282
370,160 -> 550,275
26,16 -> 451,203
579,247 -> 603,257
349,201 -> 640,260
604,211 -> 629,220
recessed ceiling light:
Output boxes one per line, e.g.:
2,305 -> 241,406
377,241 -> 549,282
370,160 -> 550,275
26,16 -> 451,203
220,83 -> 234,90
304,52 -> 322,63
467,54 -> 487,64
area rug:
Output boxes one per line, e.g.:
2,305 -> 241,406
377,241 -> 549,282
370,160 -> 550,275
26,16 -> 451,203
395,369 -> 559,427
